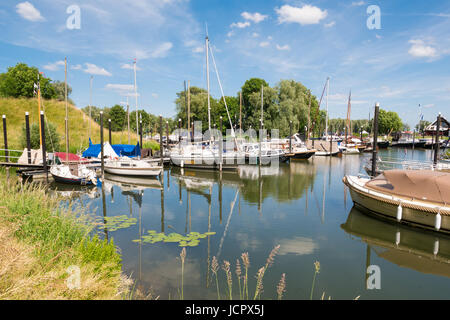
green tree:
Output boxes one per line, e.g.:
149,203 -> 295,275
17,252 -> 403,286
51,80 -> 72,101
109,104 -> 127,131
377,109 -> 403,134
241,78 -> 269,129
0,63 -> 56,99
20,122 -> 60,151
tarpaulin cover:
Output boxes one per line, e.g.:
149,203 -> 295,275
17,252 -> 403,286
82,138 -> 140,158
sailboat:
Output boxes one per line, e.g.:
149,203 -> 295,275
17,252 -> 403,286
49,58 -> 98,185
315,77 -> 339,156
170,31 -> 245,170
339,90 -> 360,155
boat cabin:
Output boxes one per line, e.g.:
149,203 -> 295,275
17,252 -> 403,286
424,117 -> 450,137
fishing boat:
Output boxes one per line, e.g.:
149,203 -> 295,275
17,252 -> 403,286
343,169 -> 450,233
104,157 -> 162,176
50,163 -> 97,185
283,134 -> 316,160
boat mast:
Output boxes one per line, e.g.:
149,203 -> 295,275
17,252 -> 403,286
325,77 -> 329,141
65,57 -> 69,161
37,73 -> 42,147
346,90 -> 351,144
89,75 -> 93,140
134,58 -> 139,142
206,32 -> 211,132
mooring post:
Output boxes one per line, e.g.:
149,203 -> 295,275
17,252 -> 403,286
159,115 -> 163,167
166,121 -> 169,151
371,103 -> 380,177
140,120 -> 143,151
108,119 -> 112,145
25,112 -> 31,164
2,115 -> 8,163
412,129 -> 416,151
434,113 -> 441,166
100,111 -> 104,180
289,120 -> 292,154
40,111 -> 48,182
191,122 -> 194,142
178,118 -> 182,143
219,116 -> 223,171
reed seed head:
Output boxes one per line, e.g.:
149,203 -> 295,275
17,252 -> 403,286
277,273 -> 286,300
266,245 -> 280,268
222,260 -> 232,287
211,256 -> 219,274
314,261 -> 320,274
235,259 -> 242,278
255,266 -> 265,296
180,247 -> 186,263
241,252 -> 250,269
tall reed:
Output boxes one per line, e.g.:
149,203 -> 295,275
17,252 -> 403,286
180,247 -> 186,300
241,252 -> 250,300
222,260 -> 232,300
310,261 -> 320,300
211,256 -> 220,300
235,259 -> 242,300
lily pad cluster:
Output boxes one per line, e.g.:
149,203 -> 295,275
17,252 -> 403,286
100,215 -> 137,232
133,230 -> 216,247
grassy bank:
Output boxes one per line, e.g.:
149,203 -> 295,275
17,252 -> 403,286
0,171 -> 129,299
0,97 -> 155,154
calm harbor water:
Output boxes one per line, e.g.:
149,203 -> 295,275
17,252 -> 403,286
52,148 -> 450,300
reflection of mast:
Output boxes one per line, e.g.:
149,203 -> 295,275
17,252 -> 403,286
219,173 -> 223,224
217,189 -> 239,260
161,179 -> 165,233
101,185 -> 108,241
206,185 -> 212,289
365,245 -> 371,290
321,167 -> 326,224
139,190 -> 143,281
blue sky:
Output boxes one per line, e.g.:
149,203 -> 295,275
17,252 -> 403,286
0,0 -> 449,127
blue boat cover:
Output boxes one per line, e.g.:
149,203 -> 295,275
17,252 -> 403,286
82,138 -> 141,158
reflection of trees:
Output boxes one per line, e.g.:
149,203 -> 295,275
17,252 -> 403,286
342,207 -> 450,278
239,162 -> 316,204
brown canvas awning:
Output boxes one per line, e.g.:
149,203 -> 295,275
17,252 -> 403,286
365,169 -> 450,205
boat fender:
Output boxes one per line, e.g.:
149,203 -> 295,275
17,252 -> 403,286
433,239 -> 439,256
395,231 -> 400,246
181,160 -> 184,168
396,202 -> 403,222
435,211 -> 442,231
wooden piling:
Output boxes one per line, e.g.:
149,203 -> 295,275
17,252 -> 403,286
25,112 -> 31,164
434,113 -> 441,166
140,120 -> 143,150
289,120 -> 292,153
178,118 -> 182,142
100,111 -> 104,179
40,111 -> 48,182
371,103 -> 380,177
108,119 -> 112,145
159,115 -> 163,167
219,116 -> 223,171
2,115 -> 8,163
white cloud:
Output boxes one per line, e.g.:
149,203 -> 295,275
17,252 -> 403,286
71,64 -> 82,70
277,237 -> 318,256
83,63 -> 112,76
43,60 -> 65,71
227,31 -> 235,37
275,4 -> 327,25
241,12 -> 268,23
252,32 -> 260,38
105,84 -> 134,92
276,44 -> 290,51
16,2 -> 45,22
150,42 -> 173,58
121,63 -> 141,70
259,41 -> 270,48
151,93 -> 159,99
324,21 -> 336,28
230,21 -> 251,29
192,46 -> 203,53
408,39 -> 438,58
351,1 -> 366,6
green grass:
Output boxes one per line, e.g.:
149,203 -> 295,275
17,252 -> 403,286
0,170 -> 128,299
0,97 -> 159,154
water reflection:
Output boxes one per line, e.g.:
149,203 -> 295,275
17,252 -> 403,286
51,148 -> 450,299
342,207 -> 450,278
